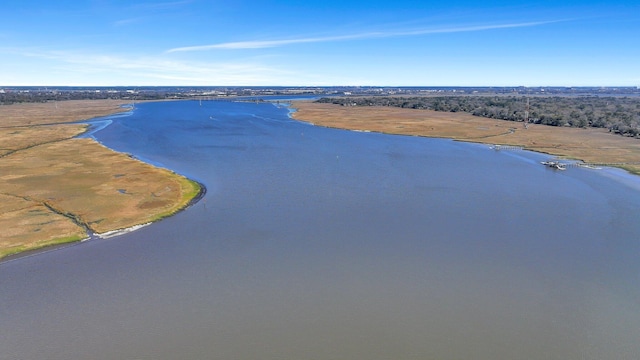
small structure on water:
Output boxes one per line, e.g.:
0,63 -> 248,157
541,160 -> 566,170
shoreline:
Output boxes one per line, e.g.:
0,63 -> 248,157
288,106 -> 640,189
95,179 -> 206,239
0,180 -> 206,264
0,100 -> 205,262
289,101 -> 640,177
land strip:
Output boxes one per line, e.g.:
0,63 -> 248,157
0,100 -> 200,260
291,101 -> 640,175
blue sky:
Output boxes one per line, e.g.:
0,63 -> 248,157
1,0 -> 638,86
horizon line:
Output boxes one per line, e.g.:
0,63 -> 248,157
2,85 -> 636,88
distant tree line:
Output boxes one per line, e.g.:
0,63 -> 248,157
317,96 -> 640,138
0,91 -> 169,105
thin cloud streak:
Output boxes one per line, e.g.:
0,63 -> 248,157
130,0 -> 193,10
114,17 -> 145,27
0,47 -> 302,85
166,20 -> 561,52
168,33 -> 384,52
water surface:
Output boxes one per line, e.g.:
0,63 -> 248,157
2,100 -> 640,360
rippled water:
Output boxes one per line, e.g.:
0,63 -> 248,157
2,100 -> 640,360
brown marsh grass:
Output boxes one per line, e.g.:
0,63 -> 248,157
0,100 -> 200,260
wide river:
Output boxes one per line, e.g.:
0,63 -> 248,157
2,100 -> 640,360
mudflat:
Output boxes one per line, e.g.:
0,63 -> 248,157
291,101 -> 640,175
0,100 -> 200,259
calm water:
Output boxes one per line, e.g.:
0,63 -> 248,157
2,100 -> 640,360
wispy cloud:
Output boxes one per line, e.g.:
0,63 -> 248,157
166,20 -> 560,53
0,47 -> 300,85
113,17 -> 145,27
130,0 -> 193,11
168,33 -> 381,52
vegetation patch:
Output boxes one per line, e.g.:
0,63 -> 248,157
0,99 -> 130,127
317,96 -> 640,137
0,195 -> 87,258
0,100 -> 201,260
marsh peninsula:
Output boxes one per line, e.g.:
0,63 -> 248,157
0,100 -> 201,259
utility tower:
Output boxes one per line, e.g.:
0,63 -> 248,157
523,97 -> 529,129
